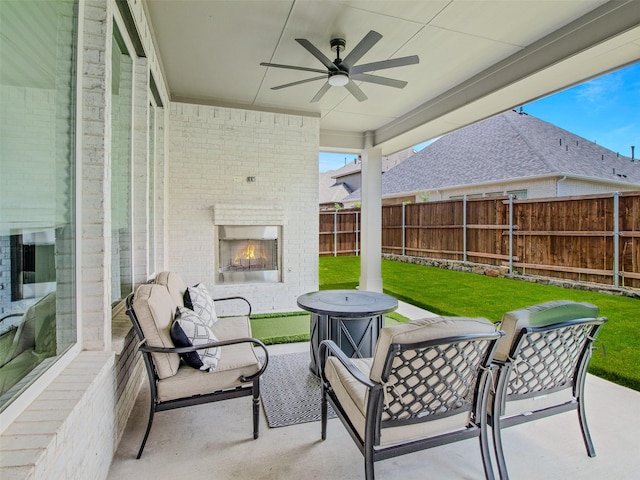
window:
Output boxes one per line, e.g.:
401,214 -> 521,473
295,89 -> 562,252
485,191 -> 504,197
0,0 -> 78,411
111,23 -> 133,303
507,189 -> 528,199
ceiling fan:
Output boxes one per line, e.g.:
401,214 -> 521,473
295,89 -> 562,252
260,30 -> 419,103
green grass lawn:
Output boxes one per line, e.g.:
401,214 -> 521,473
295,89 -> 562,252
250,311 -> 409,345
319,256 -> 640,392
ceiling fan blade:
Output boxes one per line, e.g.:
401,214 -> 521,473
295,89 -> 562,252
350,73 -> 407,89
295,38 -> 336,70
260,62 -> 327,74
310,82 -> 331,103
341,30 -> 382,69
345,81 -> 368,102
271,75 -> 326,90
349,55 -> 419,75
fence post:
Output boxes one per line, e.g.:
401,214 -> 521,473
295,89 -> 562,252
355,211 -> 359,257
508,194 -> 514,274
333,210 -> 338,257
463,195 -> 467,263
402,202 -> 406,256
613,192 -> 620,287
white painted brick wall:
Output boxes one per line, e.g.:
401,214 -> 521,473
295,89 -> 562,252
168,103 -> 320,313
0,351 -> 142,479
132,58 -> 150,285
81,0 -> 112,351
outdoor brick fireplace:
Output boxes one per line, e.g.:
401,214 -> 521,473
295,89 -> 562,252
203,171 -> 315,311
217,225 -> 281,284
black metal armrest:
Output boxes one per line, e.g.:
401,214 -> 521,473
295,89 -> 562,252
1,313 -> 24,322
213,296 -> 252,317
319,339 -> 377,389
140,336 -> 269,382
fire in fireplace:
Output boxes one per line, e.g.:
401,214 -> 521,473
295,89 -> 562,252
217,226 -> 281,284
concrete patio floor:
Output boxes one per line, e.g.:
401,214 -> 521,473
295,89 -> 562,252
108,303 -> 640,479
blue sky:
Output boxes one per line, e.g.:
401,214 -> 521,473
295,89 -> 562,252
319,62 -> 639,172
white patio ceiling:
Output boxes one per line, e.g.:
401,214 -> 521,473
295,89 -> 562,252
143,0 -> 640,155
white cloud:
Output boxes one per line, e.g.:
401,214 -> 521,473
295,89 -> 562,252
574,73 -> 623,103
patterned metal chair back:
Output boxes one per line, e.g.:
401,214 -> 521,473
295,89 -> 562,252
507,321 -> 600,398
378,334 -> 499,428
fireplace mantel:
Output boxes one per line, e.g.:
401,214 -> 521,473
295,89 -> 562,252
211,204 -> 285,226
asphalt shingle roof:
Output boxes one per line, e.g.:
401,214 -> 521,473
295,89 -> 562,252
319,169 -> 352,204
345,109 -> 639,200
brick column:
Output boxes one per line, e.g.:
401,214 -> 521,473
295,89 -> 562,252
80,0 -> 112,350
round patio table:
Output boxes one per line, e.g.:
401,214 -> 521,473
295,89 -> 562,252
297,289 -> 398,376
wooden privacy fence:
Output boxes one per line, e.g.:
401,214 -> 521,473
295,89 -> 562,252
319,191 -> 640,289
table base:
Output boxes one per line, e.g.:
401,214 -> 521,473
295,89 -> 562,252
310,313 -> 383,376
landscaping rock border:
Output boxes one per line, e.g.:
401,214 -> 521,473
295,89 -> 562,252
382,253 -> 640,300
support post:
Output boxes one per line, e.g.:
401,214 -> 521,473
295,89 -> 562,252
355,211 -> 359,256
359,132 -> 383,293
463,195 -> 468,263
333,209 -> 337,257
613,191 -> 620,287
402,202 -> 406,256
508,194 -> 514,274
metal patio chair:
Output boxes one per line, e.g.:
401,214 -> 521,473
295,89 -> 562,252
320,316 -> 504,480
489,300 -> 607,479
126,280 -> 268,458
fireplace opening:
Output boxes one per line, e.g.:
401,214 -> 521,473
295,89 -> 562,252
217,226 -> 281,284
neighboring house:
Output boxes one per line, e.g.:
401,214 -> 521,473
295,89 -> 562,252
320,148 -> 415,208
319,168 -> 352,209
343,109 -> 640,206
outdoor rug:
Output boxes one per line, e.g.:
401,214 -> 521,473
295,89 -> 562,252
260,351 -> 336,428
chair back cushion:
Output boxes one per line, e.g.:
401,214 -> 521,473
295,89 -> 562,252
132,284 -> 180,379
10,291 -> 57,360
494,300 -> 599,362
155,271 -> 187,310
370,316 -> 496,383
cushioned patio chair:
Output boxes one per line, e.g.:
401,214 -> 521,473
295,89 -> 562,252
126,275 -> 268,458
0,291 -> 57,397
489,300 -> 607,479
319,316 -> 504,480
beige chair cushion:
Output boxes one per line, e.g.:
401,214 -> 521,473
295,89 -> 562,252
370,316 -> 497,383
157,341 -> 261,402
155,271 -> 187,310
494,300 -> 599,362
212,315 -> 252,341
9,291 -> 57,360
325,356 -> 469,447
132,284 -> 180,379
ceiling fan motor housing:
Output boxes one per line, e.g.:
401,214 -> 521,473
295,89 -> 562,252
330,38 -> 346,52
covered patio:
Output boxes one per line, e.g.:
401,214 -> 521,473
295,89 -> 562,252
1,1 -> 640,479
107,341 -> 640,479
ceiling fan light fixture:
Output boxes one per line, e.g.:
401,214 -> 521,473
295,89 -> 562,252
328,71 -> 349,87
